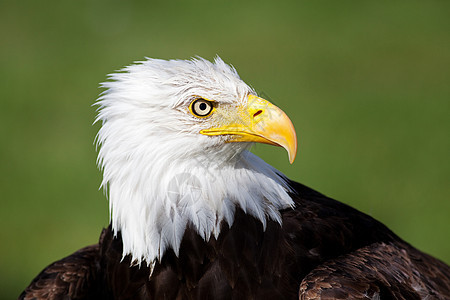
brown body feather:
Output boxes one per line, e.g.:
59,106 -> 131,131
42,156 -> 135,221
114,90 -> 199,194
19,182 -> 450,299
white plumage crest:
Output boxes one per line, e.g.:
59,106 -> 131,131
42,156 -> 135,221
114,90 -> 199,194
95,56 -> 294,267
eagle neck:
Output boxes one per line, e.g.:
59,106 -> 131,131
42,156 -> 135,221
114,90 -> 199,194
106,148 -> 294,268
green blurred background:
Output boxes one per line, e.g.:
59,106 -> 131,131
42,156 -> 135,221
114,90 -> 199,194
1,0 -> 449,298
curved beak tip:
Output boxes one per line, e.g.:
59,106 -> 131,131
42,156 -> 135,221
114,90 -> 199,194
289,150 -> 296,164
286,134 -> 297,164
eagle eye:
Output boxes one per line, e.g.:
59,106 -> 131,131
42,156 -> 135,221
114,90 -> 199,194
190,98 -> 214,118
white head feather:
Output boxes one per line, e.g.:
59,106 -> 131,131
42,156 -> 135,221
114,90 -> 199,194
95,56 -> 294,267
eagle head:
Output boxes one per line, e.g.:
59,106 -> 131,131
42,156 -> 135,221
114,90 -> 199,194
95,56 -> 297,267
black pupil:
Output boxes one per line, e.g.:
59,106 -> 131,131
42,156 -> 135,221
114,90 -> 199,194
199,102 -> 207,111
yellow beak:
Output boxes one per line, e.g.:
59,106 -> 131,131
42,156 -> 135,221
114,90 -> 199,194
200,94 -> 297,163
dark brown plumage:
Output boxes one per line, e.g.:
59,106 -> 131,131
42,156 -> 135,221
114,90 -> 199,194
19,181 -> 450,300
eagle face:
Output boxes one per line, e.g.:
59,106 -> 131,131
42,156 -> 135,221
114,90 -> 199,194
95,56 -> 296,267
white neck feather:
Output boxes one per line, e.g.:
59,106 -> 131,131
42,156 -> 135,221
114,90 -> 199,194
102,143 -> 294,267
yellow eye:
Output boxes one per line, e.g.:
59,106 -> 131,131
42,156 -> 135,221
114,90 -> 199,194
190,98 -> 214,118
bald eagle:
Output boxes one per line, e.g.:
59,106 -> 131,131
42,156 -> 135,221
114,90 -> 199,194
20,57 -> 450,299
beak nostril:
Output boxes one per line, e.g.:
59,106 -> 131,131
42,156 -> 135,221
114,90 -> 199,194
253,110 -> 263,118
